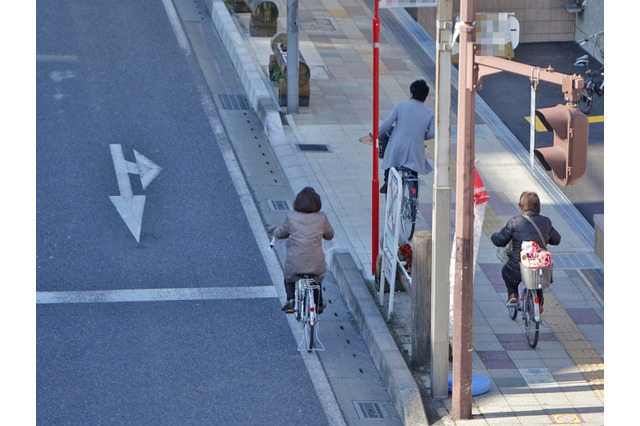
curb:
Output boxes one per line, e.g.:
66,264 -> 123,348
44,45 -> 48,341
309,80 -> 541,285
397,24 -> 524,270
330,250 -> 428,426
206,0 -> 286,148
205,1 -> 429,424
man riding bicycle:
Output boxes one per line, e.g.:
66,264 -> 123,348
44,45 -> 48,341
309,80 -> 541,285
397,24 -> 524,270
378,79 -> 435,194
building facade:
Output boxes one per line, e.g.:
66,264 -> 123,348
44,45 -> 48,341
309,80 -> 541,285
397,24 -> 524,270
416,0 -> 604,60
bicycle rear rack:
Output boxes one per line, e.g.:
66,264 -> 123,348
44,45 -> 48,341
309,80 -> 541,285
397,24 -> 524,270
297,324 -> 325,352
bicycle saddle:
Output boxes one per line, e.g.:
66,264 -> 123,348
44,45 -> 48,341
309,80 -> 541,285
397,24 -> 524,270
397,166 -> 416,172
573,55 -> 589,67
296,273 -> 316,279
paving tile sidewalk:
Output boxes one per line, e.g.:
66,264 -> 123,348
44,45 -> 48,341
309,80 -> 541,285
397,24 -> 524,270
208,0 -> 605,424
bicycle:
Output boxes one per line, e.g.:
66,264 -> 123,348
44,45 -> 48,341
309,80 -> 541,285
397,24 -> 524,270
294,274 -> 325,352
508,253 -> 552,349
573,54 -> 603,114
398,167 -> 419,241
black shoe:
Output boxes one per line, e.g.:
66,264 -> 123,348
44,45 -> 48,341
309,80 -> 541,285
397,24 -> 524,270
380,185 -> 387,194
281,299 -> 295,313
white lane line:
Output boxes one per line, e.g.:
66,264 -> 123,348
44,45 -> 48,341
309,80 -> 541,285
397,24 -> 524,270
158,5 -> 347,424
36,286 -> 277,304
161,0 -> 191,54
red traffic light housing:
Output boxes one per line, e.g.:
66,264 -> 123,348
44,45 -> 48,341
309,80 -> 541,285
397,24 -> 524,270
534,104 -> 588,186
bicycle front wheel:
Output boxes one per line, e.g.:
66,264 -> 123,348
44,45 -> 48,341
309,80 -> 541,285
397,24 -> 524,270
578,87 -> 593,114
508,301 -> 518,320
303,290 -> 315,351
400,178 -> 417,240
524,291 -> 539,348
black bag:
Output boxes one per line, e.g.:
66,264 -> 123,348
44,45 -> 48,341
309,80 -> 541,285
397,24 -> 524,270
377,127 -> 393,159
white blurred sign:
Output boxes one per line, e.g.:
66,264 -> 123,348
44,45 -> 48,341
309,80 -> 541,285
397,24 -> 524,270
378,0 -> 437,8
453,13 -> 520,60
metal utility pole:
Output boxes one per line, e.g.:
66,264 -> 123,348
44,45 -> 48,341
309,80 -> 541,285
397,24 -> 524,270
452,0 -> 476,419
286,0 -> 299,113
431,0 -> 453,399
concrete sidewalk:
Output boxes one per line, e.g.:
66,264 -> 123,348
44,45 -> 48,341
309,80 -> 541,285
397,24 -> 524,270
205,0 -> 604,424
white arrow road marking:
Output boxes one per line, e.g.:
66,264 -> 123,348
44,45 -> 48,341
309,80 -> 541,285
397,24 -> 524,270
109,144 -> 162,242
134,149 -> 162,190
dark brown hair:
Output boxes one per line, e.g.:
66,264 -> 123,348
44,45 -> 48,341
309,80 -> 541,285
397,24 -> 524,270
293,187 -> 322,213
519,191 -> 540,214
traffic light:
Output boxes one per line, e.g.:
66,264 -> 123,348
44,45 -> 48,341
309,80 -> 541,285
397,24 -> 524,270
534,104 -> 589,186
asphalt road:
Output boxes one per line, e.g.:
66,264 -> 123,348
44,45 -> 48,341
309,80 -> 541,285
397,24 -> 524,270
36,1 -> 329,423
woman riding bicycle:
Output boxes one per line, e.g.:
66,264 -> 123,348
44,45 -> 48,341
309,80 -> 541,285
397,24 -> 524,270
491,192 -> 561,313
270,187 -> 335,314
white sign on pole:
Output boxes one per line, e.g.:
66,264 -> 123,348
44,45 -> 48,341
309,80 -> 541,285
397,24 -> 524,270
452,13 -> 520,60
379,168 -> 402,319
378,0 -> 437,8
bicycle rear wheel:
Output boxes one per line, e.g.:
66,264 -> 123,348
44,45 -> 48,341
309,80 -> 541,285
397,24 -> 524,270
524,290 -> 539,348
303,290 -> 315,352
400,178 -> 417,240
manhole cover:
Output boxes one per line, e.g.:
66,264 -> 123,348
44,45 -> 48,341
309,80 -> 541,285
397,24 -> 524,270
352,401 -> 384,419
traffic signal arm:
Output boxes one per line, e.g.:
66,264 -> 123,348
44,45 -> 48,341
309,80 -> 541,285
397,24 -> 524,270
475,55 -> 584,103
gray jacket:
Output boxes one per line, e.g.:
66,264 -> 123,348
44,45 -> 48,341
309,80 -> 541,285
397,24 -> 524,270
272,211 -> 335,283
379,99 -> 435,174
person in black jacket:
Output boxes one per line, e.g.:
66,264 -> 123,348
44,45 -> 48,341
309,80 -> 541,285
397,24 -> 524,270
491,192 -> 561,311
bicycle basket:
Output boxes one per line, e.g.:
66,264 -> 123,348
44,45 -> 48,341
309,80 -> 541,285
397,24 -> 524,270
520,263 -> 552,290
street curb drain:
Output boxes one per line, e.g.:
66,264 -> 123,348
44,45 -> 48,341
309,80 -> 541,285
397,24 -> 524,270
218,94 -> 249,110
296,143 -> 332,153
352,401 -> 384,419
267,199 -> 291,211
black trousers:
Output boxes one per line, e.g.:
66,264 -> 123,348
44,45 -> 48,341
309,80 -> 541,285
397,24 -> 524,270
285,281 -> 323,307
383,168 -> 418,190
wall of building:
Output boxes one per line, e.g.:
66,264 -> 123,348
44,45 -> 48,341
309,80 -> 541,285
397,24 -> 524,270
417,0 -> 579,44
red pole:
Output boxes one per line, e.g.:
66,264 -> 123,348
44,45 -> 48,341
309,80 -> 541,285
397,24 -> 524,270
372,3 -> 380,275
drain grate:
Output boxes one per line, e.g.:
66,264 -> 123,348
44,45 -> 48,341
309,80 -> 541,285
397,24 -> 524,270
267,199 -> 292,211
352,401 -> 384,419
296,143 -> 332,152
219,94 -> 249,110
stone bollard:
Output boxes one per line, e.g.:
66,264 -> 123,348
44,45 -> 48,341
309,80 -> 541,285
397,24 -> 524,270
249,0 -> 278,37
268,32 -> 311,106
233,0 -> 251,13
